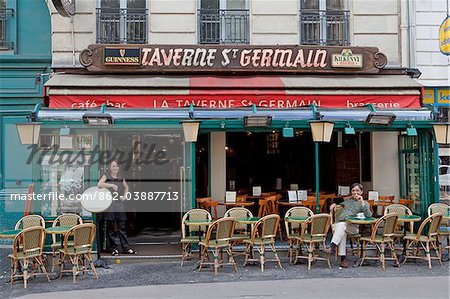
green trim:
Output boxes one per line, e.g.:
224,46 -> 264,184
191,142 -> 196,209
315,142 -> 320,214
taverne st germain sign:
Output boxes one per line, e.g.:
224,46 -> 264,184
80,44 -> 387,74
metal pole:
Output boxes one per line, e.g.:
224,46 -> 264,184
315,142 -> 320,214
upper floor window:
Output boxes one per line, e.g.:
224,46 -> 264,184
0,0 -> 14,50
299,0 -> 349,46
96,0 -> 147,44
198,0 -> 249,44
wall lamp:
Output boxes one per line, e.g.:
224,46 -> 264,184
365,112 -> 396,125
433,122 -> 450,144
180,120 -> 201,142
406,124 -> 417,137
59,125 -> 71,136
344,123 -> 356,135
16,107 -> 41,145
82,113 -> 114,126
310,120 -> 334,143
243,116 -> 272,127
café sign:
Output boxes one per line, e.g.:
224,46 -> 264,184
80,44 -> 387,74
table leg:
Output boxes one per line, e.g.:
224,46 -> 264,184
398,224 -> 407,264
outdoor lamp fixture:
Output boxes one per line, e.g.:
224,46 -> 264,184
310,120 -> 334,213
180,120 -> 201,142
365,112 -> 396,125
344,123 -> 356,135
243,116 -> 272,127
59,125 -> 71,136
16,121 -> 41,145
433,122 -> 450,144
406,124 -> 417,137
82,112 -> 113,126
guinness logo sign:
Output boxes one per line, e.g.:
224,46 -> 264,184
104,48 -> 140,65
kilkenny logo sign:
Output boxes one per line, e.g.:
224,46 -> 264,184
331,49 -> 363,68
104,48 -> 140,65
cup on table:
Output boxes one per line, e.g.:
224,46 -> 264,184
356,212 -> 365,219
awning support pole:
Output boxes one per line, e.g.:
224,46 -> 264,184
315,142 -> 320,214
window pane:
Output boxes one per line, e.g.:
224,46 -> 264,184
326,0 -> 344,10
201,0 -> 219,10
226,0 -> 245,9
100,0 -> 119,10
127,0 -> 146,9
301,0 -> 319,10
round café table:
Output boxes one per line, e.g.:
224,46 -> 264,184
0,229 -> 21,239
397,215 -> 421,261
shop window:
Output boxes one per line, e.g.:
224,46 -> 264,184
0,0 -> 14,50
399,135 -> 420,213
96,0 -> 147,44
299,0 -> 349,46
198,0 -> 249,44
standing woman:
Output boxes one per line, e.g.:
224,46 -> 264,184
98,160 -> 137,255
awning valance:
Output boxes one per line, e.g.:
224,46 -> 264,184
45,74 -> 423,109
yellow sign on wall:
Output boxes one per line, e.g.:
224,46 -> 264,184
423,88 -> 450,105
439,16 -> 450,55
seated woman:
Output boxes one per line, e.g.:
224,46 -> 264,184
327,183 -> 372,268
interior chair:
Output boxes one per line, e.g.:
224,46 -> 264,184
293,214 -> 331,270
59,223 -> 98,283
284,207 -> 314,264
50,213 -> 83,272
15,214 -> 45,229
384,204 -> 414,248
264,194 -> 283,240
196,197 -> 219,220
331,205 -> 361,258
360,213 -> 400,270
378,195 -> 395,215
428,203 -> 450,256
9,226 -> 50,288
180,209 -> 212,266
198,217 -> 237,275
403,212 -> 443,269
243,214 -> 283,272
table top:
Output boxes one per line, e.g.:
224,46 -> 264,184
236,217 -> 260,224
184,220 -> 212,226
285,216 -> 309,223
398,215 -> 421,223
219,202 -> 254,207
0,229 -> 21,239
346,217 -> 378,224
45,226 -> 73,234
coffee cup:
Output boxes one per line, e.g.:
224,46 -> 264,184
356,213 -> 365,219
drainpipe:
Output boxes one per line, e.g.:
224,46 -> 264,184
70,16 -> 76,66
407,0 -> 416,68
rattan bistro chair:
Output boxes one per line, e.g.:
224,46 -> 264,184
293,214 -> 331,270
284,207 -> 314,264
9,227 -> 50,288
50,213 -> 83,272
180,209 -> 212,266
385,204 -> 414,245
360,213 -> 400,270
243,214 -> 283,272
14,214 -> 45,229
198,217 -> 237,275
428,203 -> 450,256
224,207 -> 253,245
59,223 -> 98,283
403,212 -> 443,269
331,205 -> 360,258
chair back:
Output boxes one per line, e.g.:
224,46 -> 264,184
285,207 -> 314,237
331,205 -> 344,224
15,215 -> 45,229
12,226 -> 46,258
224,207 -> 253,231
370,213 -> 398,240
236,194 -> 248,203
181,209 -> 212,239
305,214 -> 331,238
257,199 -> 269,218
252,214 -> 280,241
264,194 -> 281,214
428,203 -> 449,220
51,213 -> 83,244
204,217 -> 235,245
196,197 -> 212,209
385,204 -> 413,233
63,223 -> 96,254
414,213 -> 443,241
379,195 -> 395,203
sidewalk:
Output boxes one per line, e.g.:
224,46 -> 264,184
18,276 -> 450,299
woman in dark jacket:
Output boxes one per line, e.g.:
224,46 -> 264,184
98,160 -> 136,255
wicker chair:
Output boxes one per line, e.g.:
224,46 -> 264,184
385,204 -> 414,246
180,209 -> 212,266
284,207 -> 314,264
14,214 -> 45,229
9,227 -> 50,288
428,203 -> 450,256
198,217 -> 237,275
224,207 -> 253,246
243,214 -> 283,272
331,205 -> 360,258
59,223 -> 98,283
293,213 -> 331,270
50,213 -> 83,272
403,212 -> 443,269
360,213 -> 400,270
